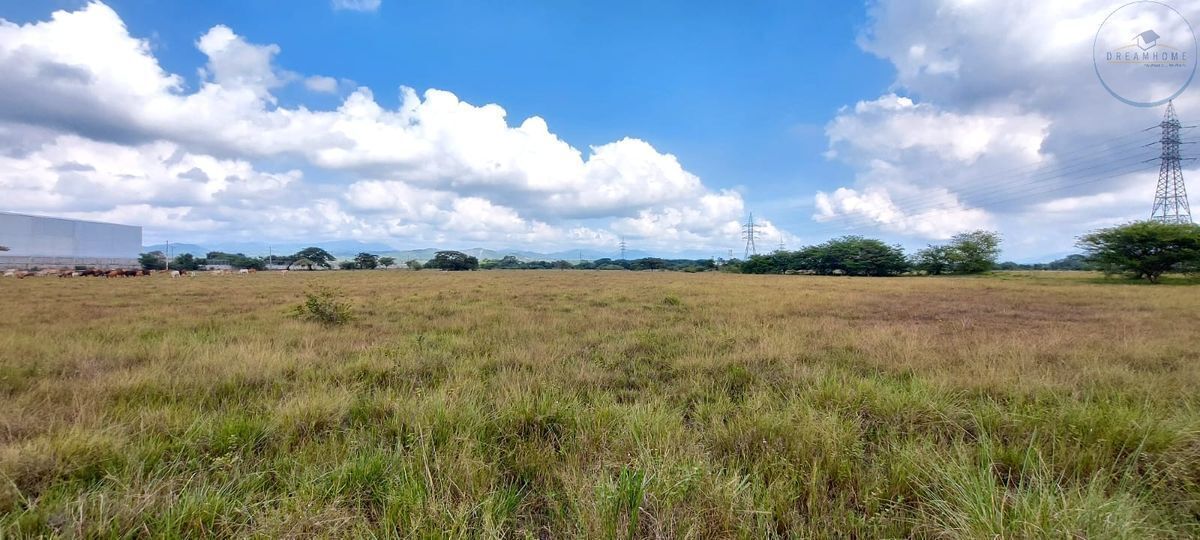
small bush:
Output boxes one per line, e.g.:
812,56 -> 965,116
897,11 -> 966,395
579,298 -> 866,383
662,294 -> 683,307
291,286 -> 354,325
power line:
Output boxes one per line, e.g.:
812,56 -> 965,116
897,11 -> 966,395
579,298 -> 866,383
803,150 -> 1162,236
816,157 -> 1153,232
814,139 -> 1162,231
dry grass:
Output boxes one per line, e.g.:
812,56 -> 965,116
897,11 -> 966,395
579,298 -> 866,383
1,270 -> 1198,538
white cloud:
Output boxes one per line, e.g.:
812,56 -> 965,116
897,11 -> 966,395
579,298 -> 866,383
815,0 -> 1200,257
196,25 -> 288,99
331,0 -> 381,13
813,186 -> 992,240
0,2 -> 751,252
304,75 -> 339,93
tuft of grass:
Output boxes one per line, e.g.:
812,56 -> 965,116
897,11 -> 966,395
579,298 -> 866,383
290,286 -> 354,325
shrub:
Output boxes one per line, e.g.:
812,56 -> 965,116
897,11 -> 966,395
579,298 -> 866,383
291,287 -> 354,325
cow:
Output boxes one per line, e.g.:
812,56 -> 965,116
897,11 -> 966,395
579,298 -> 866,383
238,269 -> 249,275
170,270 -> 181,278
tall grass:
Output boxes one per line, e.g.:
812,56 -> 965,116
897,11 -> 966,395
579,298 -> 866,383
1,271 -> 1198,537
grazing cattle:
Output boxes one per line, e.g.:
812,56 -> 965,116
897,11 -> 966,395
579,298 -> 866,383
170,270 -> 180,278
107,270 -> 122,278
187,271 -> 197,277
4,269 -> 16,277
248,268 -> 257,274
238,269 -> 249,275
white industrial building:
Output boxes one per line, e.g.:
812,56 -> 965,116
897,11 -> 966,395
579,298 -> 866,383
0,212 -> 141,269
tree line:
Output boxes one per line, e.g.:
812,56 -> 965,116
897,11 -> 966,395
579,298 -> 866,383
136,221 -> 1200,282
732,231 -> 1000,276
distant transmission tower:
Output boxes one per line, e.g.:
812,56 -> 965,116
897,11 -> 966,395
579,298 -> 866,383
618,236 -> 627,260
777,235 -> 785,252
742,212 -> 761,258
1151,100 -> 1192,223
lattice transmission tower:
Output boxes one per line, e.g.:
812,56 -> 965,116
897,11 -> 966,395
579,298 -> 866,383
618,236 -> 627,260
1151,100 -> 1192,223
742,212 -> 761,258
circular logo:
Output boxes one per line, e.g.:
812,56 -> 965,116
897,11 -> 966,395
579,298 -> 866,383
1093,1 -> 1197,107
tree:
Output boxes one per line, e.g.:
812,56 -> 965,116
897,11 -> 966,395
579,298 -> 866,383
495,255 -> 523,269
378,256 -> 396,269
427,250 -> 478,271
912,245 -> 951,275
821,236 -> 909,276
354,252 -> 379,270
172,253 -> 200,271
405,259 -> 423,271
1047,254 -> 1091,271
291,257 -> 317,271
289,247 -> 335,270
138,251 -> 166,270
1077,221 -> 1200,283
631,257 -> 667,271
945,231 -> 1001,274
338,260 -> 358,270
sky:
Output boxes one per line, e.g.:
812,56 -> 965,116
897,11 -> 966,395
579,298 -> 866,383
0,0 -> 1197,261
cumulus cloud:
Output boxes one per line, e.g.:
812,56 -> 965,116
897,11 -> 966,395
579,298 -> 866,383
813,186 -> 992,240
0,2 -> 747,252
815,0 -> 1200,257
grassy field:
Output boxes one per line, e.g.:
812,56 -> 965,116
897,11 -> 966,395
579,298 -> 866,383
1,270 -> 1198,538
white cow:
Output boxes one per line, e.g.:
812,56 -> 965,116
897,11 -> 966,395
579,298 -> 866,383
170,270 -> 181,278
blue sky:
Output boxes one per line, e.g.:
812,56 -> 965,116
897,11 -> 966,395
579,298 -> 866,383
0,1 -> 1196,260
